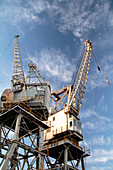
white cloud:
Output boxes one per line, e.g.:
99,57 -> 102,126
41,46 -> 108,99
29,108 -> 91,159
46,0 -> 112,39
88,148 -> 113,163
98,95 -> 104,107
89,166 -> 112,170
83,122 -> 95,129
27,0 -> 48,14
0,0 -> 46,26
1,0 -> 113,40
81,108 -> 111,131
82,135 -> 113,150
30,48 -> 75,83
81,109 -> 97,118
89,135 -> 112,146
97,95 -> 108,112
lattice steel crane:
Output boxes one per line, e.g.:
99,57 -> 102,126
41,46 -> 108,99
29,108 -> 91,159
1,35 -> 51,117
0,36 -> 51,170
0,35 -> 26,104
43,40 -> 92,170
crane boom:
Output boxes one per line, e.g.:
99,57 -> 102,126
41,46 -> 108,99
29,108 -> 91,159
50,40 -> 92,115
68,40 -> 92,113
11,35 -> 25,92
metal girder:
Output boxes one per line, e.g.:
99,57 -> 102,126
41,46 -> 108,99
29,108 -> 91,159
0,109 -> 47,170
2,114 -> 22,170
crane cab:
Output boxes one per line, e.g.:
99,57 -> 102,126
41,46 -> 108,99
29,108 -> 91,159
44,108 -> 83,142
68,113 -> 82,136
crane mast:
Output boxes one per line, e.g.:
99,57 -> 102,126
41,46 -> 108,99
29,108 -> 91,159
11,35 -> 25,92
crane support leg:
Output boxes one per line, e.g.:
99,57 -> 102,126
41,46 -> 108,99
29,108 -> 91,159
81,157 -> 86,170
2,114 -> 22,170
64,146 -> 68,170
41,155 -> 44,170
36,127 -> 41,170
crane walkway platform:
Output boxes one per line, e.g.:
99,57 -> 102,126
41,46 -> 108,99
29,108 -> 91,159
0,102 -> 49,136
42,136 -> 90,162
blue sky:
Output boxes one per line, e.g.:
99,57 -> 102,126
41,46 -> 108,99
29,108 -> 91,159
0,0 -> 113,169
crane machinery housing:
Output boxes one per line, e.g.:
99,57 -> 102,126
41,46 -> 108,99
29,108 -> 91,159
0,36 -> 92,170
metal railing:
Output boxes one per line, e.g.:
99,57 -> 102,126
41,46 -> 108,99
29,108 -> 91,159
0,101 -> 47,121
43,134 -> 90,156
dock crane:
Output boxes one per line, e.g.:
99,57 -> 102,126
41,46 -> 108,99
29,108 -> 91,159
1,35 -> 51,118
0,35 -> 51,170
43,40 -> 92,170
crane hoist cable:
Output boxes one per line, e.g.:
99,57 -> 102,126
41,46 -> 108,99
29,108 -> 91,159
18,37 -> 34,74
92,49 -> 110,86
0,38 -> 13,60
71,45 -> 84,86
92,50 -> 101,72
19,38 -> 30,67
63,45 -> 84,105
